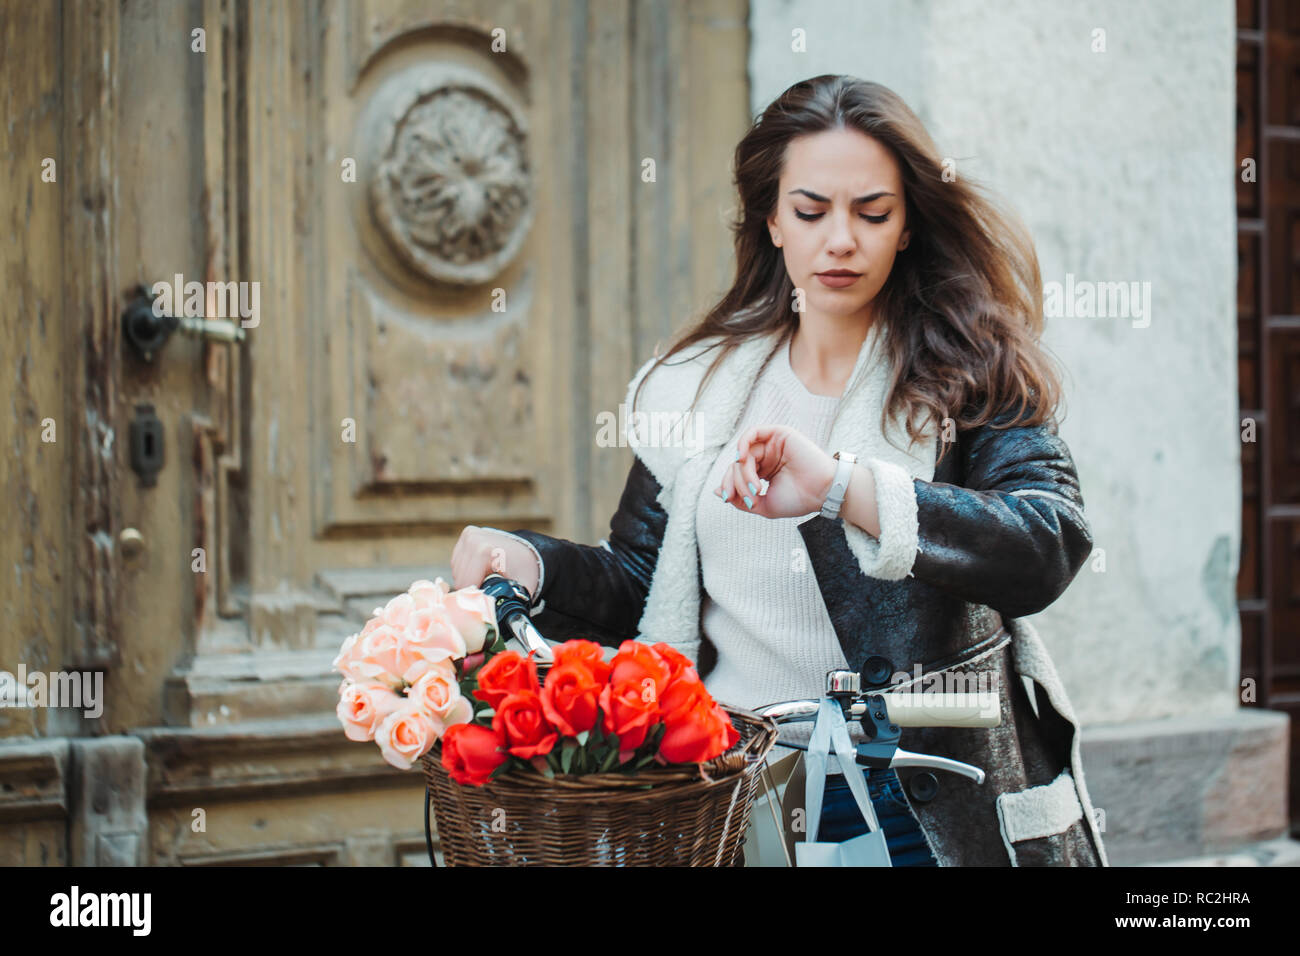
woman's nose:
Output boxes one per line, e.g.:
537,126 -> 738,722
824,212 -> 857,254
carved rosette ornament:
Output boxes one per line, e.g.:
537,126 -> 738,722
369,76 -> 533,285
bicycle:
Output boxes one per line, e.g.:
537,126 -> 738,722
750,668 -> 1001,866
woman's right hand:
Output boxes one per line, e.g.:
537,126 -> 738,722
450,526 -> 541,599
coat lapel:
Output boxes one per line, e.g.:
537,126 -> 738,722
622,332 -> 776,662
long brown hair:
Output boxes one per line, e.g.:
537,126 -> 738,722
630,74 -> 1065,467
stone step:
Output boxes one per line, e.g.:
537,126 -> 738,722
1135,835 -> 1300,866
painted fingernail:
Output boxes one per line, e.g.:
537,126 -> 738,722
722,487 -> 730,502
748,481 -> 757,495
735,452 -> 741,461
743,495 -> 753,509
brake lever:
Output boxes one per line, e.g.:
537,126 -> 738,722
888,748 -> 986,784
479,574 -> 555,666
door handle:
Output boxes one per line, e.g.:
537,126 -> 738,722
121,284 -> 246,361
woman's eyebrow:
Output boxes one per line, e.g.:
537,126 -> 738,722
789,188 -> 895,204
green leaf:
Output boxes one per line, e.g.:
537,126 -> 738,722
633,753 -> 656,769
561,741 -> 577,774
575,730 -> 589,746
600,748 -> 619,772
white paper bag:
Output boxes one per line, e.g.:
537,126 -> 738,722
795,698 -> 892,867
740,747 -> 802,866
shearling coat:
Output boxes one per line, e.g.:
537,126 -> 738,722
499,324 -> 1110,866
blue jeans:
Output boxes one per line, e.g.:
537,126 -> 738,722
817,767 -> 939,866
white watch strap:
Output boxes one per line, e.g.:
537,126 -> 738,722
819,452 -> 857,520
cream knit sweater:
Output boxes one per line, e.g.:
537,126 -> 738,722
697,334 -> 851,714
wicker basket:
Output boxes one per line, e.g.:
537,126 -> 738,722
421,705 -> 779,866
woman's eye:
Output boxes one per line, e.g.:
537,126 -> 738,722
794,210 -> 890,223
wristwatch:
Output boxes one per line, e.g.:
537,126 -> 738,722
819,451 -> 857,520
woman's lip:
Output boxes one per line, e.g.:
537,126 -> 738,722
817,271 -> 861,276
816,272 -> 861,288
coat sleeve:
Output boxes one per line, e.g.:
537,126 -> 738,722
841,407 -> 1095,619
488,456 -> 668,648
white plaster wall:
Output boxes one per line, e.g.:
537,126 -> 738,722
748,0 -> 1239,724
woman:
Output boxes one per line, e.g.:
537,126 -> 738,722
451,75 -> 1108,867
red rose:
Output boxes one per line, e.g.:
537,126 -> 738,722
650,642 -> 699,685
441,722 -> 508,786
609,641 -> 672,705
493,690 -> 559,759
541,662 -> 603,737
473,650 -> 540,708
598,678 -> 660,752
552,639 -> 612,685
659,691 -> 740,764
658,669 -> 710,716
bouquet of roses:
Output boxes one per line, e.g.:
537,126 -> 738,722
333,577 -> 741,782
333,577 -> 501,770
443,636 -> 740,786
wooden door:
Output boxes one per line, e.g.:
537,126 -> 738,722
1236,0 -> 1300,831
0,0 -> 748,865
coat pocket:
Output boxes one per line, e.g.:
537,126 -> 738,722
994,768 -> 1098,866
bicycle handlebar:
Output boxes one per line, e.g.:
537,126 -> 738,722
753,674 -> 1000,784
757,690 -> 1000,729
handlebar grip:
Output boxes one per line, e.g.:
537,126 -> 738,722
877,691 -> 1000,728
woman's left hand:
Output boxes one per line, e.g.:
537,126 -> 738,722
714,424 -> 837,519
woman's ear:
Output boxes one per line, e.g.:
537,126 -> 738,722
767,213 -> 782,249
898,230 -> 910,251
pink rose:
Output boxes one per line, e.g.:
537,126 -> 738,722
439,588 -> 496,654
332,618 -> 387,677
401,606 -> 468,682
380,592 -> 417,630
336,680 -> 404,742
408,578 -> 451,610
374,699 -> 441,771
332,632 -> 360,674
338,623 -> 406,690
408,663 -> 474,727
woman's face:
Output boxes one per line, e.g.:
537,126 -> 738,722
766,127 -> 910,326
